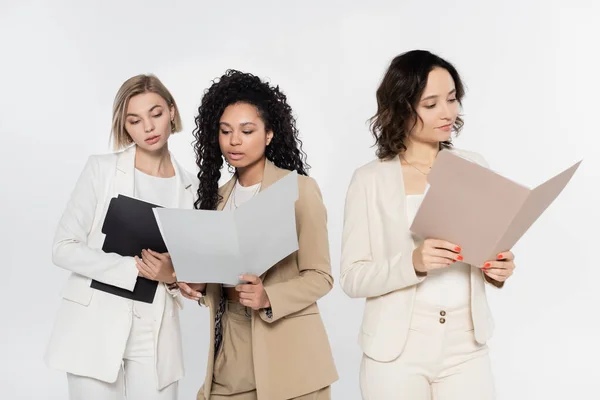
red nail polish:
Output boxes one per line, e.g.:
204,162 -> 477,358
484,262 -> 491,268
455,246 -> 462,252
497,254 -> 503,260
457,255 -> 464,261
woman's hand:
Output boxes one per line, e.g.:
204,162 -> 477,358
135,249 -> 175,283
481,251 -> 516,282
177,282 -> 206,301
235,274 -> 271,310
413,239 -> 463,274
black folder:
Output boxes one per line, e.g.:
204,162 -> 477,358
90,195 -> 166,303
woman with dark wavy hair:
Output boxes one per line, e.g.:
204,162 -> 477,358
178,70 -> 337,400
340,50 -> 516,399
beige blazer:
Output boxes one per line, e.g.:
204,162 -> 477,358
198,160 -> 338,400
45,145 -> 197,389
340,148 -> 502,363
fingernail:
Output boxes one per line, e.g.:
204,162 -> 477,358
455,246 -> 461,252
457,255 -> 464,261
484,262 -> 490,268
497,254 -> 504,260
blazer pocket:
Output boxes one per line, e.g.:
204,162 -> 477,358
361,298 -> 382,336
61,274 -> 94,306
284,303 -> 319,319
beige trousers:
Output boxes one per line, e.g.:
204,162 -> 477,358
205,301 -> 330,400
360,302 -> 495,400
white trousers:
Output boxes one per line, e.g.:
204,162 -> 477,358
360,302 -> 495,400
67,297 -> 178,400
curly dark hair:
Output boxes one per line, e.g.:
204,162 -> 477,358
192,69 -> 309,210
370,50 -> 466,160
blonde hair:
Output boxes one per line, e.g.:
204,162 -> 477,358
111,74 -> 183,151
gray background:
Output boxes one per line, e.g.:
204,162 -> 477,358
1,0 -> 598,398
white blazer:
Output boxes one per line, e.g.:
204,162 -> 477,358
340,147 -> 498,363
44,145 -> 198,389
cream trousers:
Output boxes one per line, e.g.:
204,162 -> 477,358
360,301 -> 495,400
67,294 -> 177,400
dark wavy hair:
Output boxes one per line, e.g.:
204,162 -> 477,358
192,69 -> 309,210
370,50 -> 466,160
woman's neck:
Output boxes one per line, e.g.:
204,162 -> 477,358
134,145 -> 174,177
401,139 -> 440,165
236,156 -> 266,187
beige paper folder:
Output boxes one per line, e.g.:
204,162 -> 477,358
409,150 -> 582,266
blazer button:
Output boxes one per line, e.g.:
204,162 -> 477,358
439,318 -> 446,324
440,310 -> 446,316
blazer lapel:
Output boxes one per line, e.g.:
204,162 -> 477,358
378,155 -> 417,261
114,145 -> 136,197
380,155 -> 407,219
217,176 -> 236,211
171,157 -> 196,209
258,159 -> 285,192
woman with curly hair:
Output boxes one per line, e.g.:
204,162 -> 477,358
179,70 -> 338,400
340,50 -> 516,399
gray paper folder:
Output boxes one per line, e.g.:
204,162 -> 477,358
410,150 -> 581,266
153,171 -> 299,285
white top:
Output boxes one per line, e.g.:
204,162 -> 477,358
222,180 -> 262,287
132,169 -> 179,309
406,194 -> 471,310
134,169 -> 179,208
224,180 -> 261,211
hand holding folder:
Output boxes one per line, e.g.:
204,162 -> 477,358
91,195 -> 167,303
153,171 -> 300,285
410,151 -> 582,267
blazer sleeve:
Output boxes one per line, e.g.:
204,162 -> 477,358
259,177 -> 333,323
51,156 -> 139,291
340,169 -> 425,299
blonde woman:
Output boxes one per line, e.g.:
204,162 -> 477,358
45,74 -> 198,400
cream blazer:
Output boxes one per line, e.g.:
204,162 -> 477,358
44,145 -> 197,389
340,148 -> 502,362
